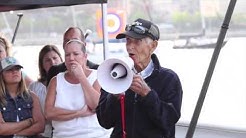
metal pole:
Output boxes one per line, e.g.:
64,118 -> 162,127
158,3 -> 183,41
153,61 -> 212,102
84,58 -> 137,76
11,13 -> 23,44
101,3 -> 109,60
185,0 -> 237,138
199,0 -> 206,36
2,12 -> 13,37
71,6 -> 77,27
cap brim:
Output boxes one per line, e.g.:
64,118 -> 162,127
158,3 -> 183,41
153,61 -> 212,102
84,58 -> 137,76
116,31 -> 146,39
4,65 -> 23,71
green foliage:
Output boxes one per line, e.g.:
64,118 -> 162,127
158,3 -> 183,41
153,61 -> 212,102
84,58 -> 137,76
0,0 -> 245,42
128,11 -> 148,23
171,11 -> 202,32
232,13 -> 246,23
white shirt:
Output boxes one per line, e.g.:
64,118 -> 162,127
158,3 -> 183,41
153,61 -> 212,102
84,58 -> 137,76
29,81 -> 52,138
52,70 -> 110,138
137,59 -> 154,79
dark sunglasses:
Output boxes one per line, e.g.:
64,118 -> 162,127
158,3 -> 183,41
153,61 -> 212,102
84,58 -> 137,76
125,24 -> 156,40
125,24 -> 149,35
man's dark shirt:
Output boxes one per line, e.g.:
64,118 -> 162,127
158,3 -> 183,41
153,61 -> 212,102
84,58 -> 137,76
96,54 -> 183,138
47,60 -> 99,85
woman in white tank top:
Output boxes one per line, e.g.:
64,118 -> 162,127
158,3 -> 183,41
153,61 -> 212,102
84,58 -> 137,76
45,39 -> 111,138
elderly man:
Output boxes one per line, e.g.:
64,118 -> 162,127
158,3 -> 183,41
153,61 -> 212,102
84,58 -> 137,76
96,18 -> 183,138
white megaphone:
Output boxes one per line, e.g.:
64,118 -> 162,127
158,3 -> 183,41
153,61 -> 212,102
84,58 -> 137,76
97,57 -> 134,94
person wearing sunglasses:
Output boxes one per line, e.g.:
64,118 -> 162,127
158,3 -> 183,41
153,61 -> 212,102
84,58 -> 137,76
96,18 -> 183,138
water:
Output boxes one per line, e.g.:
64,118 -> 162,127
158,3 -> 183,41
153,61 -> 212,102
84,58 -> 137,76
12,37 -> 246,134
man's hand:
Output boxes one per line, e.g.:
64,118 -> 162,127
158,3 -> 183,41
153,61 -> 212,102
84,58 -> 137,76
130,74 -> 151,97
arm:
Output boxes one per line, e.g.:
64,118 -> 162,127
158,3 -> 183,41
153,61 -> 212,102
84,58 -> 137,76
0,113 -> 33,135
71,64 -> 100,110
79,74 -> 101,111
16,92 -> 45,135
96,89 -> 121,129
45,77 -> 92,121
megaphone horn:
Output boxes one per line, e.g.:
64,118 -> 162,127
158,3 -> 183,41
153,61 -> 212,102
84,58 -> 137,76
110,63 -> 127,79
97,57 -> 134,94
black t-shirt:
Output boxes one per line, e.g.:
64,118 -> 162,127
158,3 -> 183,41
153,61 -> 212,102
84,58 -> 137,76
46,60 -> 99,85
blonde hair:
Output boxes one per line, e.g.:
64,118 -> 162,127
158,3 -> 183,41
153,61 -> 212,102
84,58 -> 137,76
65,39 -> 86,54
0,33 -> 12,56
0,72 -> 31,106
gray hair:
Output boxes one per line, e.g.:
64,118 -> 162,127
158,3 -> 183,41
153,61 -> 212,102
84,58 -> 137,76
144,37 -> 154,44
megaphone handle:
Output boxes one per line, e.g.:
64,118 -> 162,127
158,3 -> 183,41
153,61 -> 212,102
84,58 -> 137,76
120,95 -> 126,138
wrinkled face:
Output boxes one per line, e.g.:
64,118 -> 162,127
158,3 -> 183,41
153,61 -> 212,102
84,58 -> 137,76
63,29 -> 82,47
125,36 -> 155,71
0,45 -> 7,60
64,41 -> 87,70
2,66 -> 22,84
42,51 -> 62,73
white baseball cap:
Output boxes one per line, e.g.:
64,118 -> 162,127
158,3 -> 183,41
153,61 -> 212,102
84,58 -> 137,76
0,57 -> 23,72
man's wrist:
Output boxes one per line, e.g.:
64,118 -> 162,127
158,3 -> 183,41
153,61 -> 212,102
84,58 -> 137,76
140,84 -> 151,97
141,89 -> 150,97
